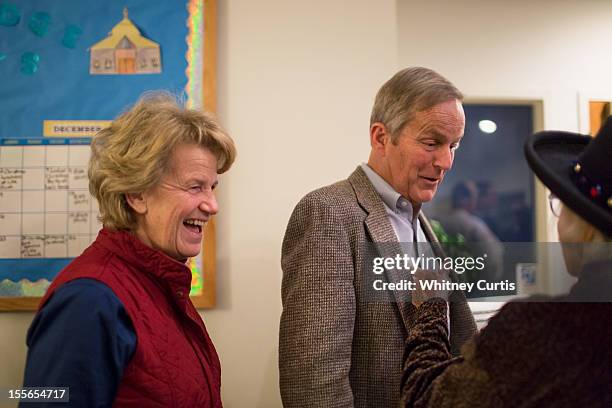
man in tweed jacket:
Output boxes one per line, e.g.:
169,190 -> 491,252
280,67 -> 477,407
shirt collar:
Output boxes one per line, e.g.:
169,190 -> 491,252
360,163 -> 417,221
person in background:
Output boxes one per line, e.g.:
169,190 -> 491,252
438,180 -> 504,280
21,93 -> 236,407
475,180 -> 500,236
280,67 -> 476,407
401,118 -> 612,407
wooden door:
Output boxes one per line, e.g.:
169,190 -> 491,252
117,57 -> 135,74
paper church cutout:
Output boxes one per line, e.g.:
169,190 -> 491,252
89,8 -> 161,75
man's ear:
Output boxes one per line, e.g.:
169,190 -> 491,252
125,192 -> 147,215
370,122 -> 390,153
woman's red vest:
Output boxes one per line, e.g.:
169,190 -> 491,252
40,228 -> 222,407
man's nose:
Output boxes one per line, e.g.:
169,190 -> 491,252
434,147 -> 453,171
199,192 -> 219,215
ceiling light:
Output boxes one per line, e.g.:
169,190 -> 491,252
479,119 -> 497,134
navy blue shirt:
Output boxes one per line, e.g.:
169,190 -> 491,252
21,279 -> 137,408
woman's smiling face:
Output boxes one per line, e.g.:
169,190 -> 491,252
129,143 -> 219,261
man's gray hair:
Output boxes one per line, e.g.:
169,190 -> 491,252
370,67 -> 463,143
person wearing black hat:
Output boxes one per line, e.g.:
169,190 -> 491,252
399,118 -> 612,407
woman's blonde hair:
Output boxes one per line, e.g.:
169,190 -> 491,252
89,92 -> 236,230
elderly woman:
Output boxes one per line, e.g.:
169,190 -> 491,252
401,119 -> 612,406
21,93 -> 236,407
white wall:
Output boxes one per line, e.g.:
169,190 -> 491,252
398,0 -> 612,132
3,1 -> 612,406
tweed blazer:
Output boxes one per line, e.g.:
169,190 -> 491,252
279,167 -> 476,408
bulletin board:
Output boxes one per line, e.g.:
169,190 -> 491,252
0,0 -> 218,311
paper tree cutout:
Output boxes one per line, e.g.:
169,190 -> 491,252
89,8 -> 161,75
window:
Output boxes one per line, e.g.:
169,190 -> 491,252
426,103 -> 539,298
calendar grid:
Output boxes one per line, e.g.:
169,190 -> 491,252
0,139 -> 102,263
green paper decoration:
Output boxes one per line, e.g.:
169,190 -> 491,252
0,3 -> 20,26
20,52 -> 39,75
62,24 -> 82,49
28,11 -> 51,37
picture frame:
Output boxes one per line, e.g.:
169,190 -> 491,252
189,0 -> 218,309
578,91 -> 612,135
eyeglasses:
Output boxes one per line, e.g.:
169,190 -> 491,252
548,193 -> 562,217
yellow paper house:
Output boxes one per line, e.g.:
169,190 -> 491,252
90,8 -> 161,75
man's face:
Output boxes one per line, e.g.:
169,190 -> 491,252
384,99 -> 465,206
133,144 -> 219,261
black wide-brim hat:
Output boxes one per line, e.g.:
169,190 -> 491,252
524,117 -> 612,237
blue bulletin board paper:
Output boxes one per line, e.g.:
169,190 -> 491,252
0,1 -> 191,297
0,0 -> 189,139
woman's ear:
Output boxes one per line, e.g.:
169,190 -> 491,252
582,225 -> 596,242
125,192 -> 147,215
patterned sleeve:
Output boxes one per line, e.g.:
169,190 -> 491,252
400,298 -> 464,407
400,300 -> 554,407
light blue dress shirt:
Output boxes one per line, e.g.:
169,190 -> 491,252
361,163 -> 430,253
